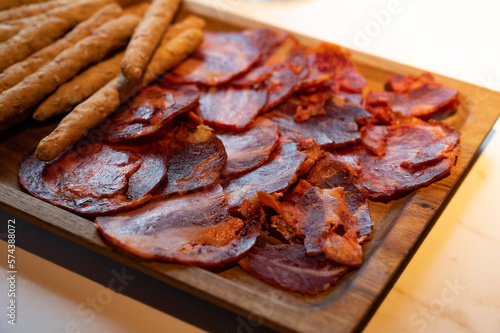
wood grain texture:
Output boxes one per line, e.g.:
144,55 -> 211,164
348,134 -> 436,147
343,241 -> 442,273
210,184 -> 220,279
1,3 -> 500,333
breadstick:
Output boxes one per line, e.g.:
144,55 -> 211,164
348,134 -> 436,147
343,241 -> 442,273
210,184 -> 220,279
0,0 -> 67,24
0,14 -> 141,132
0,17 -> 71,73
116,0 -> 148,7
36,27 -> 204,161
0,24 -> 19,43
0,4 -> 122,94
0,0 -> 50,11
33,51 -> 124,121
121,0 -> 181,81
122,1 -> 150,17
1,0 -> 115,39
160,15 -> 205,43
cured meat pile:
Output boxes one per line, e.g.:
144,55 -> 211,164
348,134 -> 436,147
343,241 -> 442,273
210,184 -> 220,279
19,29 -> 461,295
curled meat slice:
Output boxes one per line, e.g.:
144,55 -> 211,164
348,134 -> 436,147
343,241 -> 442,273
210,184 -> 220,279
233,29 -> 293,86
258,185 -> 364,267
264,60 -> 308,110
239,244 -> 350,295
306,153 -> 373,241
19,142 -> 167,217
266,95 -> 372,149
293,187 -> 363,267
102,82 -> 199,142
224,132 -> 321,211
233,29 -> 308,109
360,125 -> 388,157
96,186 -> 263,267
197,85 -> 267,131
388,72 -> 437,93
333,117 -> 461,198
216,117 -> 279,178
364,73 -> 459,119
154,125 -> 226,199
165,32 -> 259,85
297,42 -> 366,93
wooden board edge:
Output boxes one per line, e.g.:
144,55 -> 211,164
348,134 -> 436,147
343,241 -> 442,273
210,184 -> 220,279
1,2 -> 498,332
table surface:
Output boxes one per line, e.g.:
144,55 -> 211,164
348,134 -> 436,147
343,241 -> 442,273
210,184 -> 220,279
2,0 -> 500,332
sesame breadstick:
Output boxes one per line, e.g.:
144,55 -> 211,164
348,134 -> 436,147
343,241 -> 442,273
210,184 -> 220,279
33,51 -> 125,121
121,0 -> 181,81
0,0 -> 67,24
0,0 -> 50,12
36,27 -> 204,161
0,14 -> 141,131
122,1 -> 150,17
0,0 -> 115,41
0,4 -> 122,93
0,16 -> 71,72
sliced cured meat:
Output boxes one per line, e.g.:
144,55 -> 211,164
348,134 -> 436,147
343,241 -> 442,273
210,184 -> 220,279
292,187 -> 363,267
364,87 -> 459,119
224,132 -> 321,211
360,125 -> 388,156
102,82 -> 199,142
232,29 -> 292,86
297,42 -> 366,93
387,72 -> 436,93
216,117 -> 279,178
19,142 -> 167,217
165,32 -> 259,85
306,154 -> 373,240
232,29 -> 308,110
154,125 -> 226,198
333,117 -> 461,198
197,85 -> 267,131
239,244 -> 350,295
266,95 -> 372,149
364,73 -> 459,119
292,92 -> 329,122
264,61 -> 308,110
96,185 -> 263,267
258,185 -> 364,267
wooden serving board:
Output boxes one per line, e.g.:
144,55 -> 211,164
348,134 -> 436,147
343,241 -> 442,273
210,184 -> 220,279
1,3 -> 499,333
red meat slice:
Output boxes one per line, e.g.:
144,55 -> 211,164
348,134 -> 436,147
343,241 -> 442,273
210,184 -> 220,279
232,29 -> 308,110
197,85 -> 267,131
333,117 -> 461,198
102,82 -> 199,142
165,32 -> 259,85
388,72 -> 436,93
364,73 -> 459,119
297,42 -> 366,94
154,125 -> 227,199
292,187 -> 363,267
306,153 -> 373,241
239,244 -> 350,295
224,132 -> 321,211
233,29 -> 295,86
96,185 -> 263,267
360,125 -> 388,156
257,184 -> 364,267
266,95 -> 372,149
19,142 -> 167,217
264,60 -> 308,110
216,117 -> 279,178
